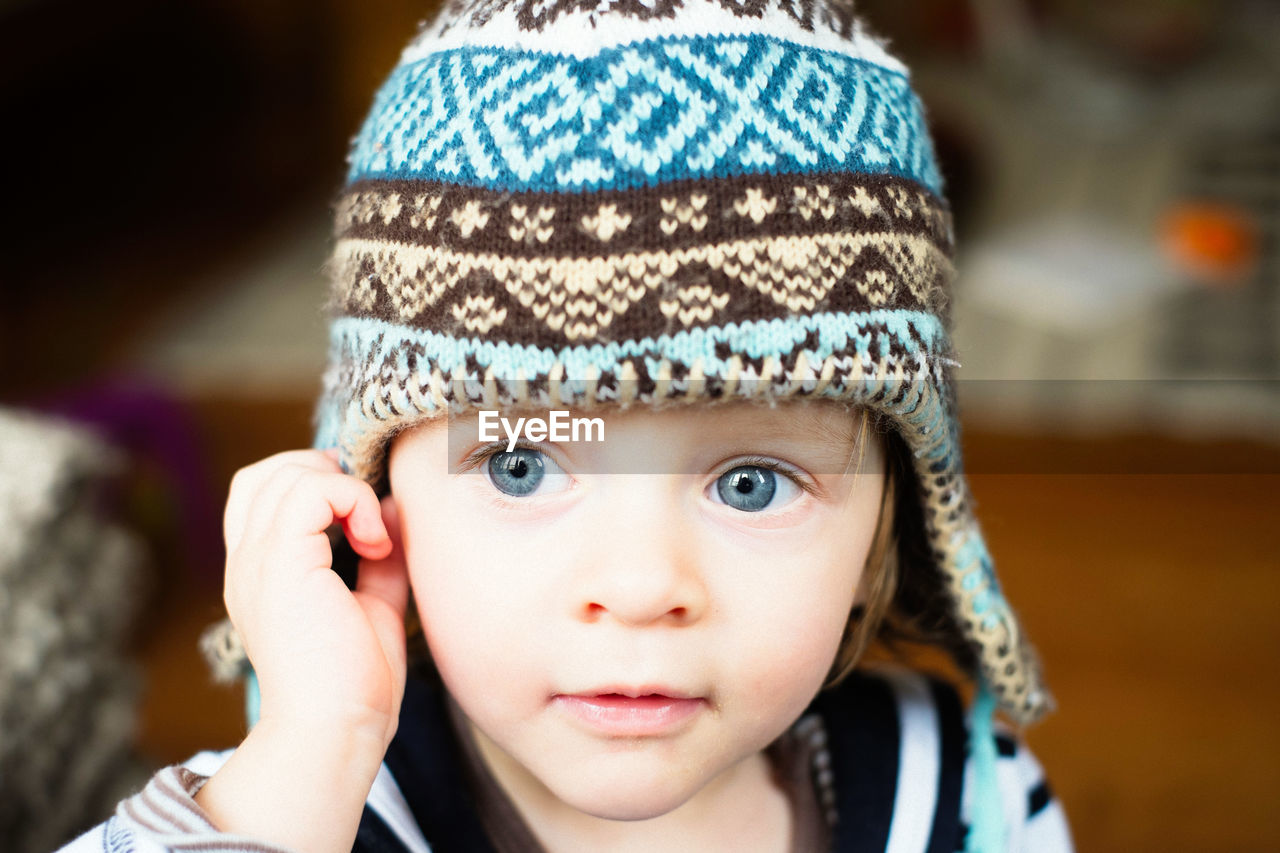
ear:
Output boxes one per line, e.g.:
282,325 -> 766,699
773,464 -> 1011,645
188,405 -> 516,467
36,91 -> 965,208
375,493 -> 410,575
354,494 -> 411,618
380,493 -> 403,548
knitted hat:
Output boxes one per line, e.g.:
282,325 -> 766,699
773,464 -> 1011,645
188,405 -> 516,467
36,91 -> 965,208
313,0 -> 1051,725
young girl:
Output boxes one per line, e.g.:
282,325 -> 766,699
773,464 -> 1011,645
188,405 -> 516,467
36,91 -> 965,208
64,1 -> 1071,850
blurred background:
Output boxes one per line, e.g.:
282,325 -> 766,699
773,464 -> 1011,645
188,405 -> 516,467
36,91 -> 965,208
1,0 -> 1276,849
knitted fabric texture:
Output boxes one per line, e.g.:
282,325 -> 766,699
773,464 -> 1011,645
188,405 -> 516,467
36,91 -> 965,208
0,408 -> 150,852
313,0 -> 1050,724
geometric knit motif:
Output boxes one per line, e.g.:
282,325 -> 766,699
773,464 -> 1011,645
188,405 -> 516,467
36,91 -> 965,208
331,174 -> 953,344
348,36 -> 944,195
315,0 -> 1051,725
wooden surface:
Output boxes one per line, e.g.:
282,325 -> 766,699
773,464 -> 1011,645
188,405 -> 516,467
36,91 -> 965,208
972,470 -> 1279,851
131,401 -> 1280,852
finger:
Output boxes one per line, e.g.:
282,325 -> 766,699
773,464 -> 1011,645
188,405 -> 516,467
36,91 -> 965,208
227,468 -> 387,607
240,459 -> 365,552
269,471 -> 390,559
237,465 -> 312,550
338,496 -> 394,562
224,450 -> 342,552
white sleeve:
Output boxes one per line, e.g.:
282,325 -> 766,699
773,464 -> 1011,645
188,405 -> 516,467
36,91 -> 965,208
55,751 -> 293,853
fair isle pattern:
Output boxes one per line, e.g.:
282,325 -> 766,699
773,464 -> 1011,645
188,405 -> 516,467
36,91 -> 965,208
308,0 -> 1053,726
330,173 -> 953,346
347,35 -> 943,195
315,308 -> 952,455
332,231 -> 948,342
422,0 -> 907,69
335,173 -> 952,252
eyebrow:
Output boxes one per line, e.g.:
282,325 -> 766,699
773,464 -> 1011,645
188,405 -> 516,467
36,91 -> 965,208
732,406 -> 862,451
705,404 -> 867,474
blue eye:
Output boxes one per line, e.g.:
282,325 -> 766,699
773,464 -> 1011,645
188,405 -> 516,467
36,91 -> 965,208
487,448 -> 544,496
715,466 -> 783,512
484,447 -> 570,498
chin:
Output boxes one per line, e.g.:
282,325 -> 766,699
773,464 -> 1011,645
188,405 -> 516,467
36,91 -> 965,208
542,759 -> 705,822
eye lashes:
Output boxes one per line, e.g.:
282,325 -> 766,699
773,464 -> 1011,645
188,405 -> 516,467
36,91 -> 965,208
717,455 -> 819,497
457,440 -> 542,473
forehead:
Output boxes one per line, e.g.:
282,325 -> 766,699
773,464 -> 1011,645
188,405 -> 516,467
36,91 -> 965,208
396,399 -> 870,476
429,399 -> 860,438
692,400 -> 862,445
654,400 -> 869,474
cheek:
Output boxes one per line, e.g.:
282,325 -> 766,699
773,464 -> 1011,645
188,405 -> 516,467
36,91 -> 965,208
411,560 -> 546,729
732,572 -> 857,693
716,519 -> 874,700
412,565 -> 499,660
402,498 -> 570,702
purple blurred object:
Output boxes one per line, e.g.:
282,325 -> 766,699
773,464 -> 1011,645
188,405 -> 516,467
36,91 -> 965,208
33,375 -> 222,581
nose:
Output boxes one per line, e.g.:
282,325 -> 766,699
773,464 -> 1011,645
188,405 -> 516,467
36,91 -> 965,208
575,477 -> 709,628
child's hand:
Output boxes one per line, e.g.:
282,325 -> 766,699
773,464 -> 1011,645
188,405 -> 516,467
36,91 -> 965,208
221,448 -> 410,747
193,449 -> 410,851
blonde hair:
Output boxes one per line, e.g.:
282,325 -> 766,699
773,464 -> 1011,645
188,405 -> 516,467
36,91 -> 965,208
823,411 -> 899,686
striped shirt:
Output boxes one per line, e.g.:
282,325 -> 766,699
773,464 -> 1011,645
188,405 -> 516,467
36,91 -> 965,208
59,669 -> 1072,853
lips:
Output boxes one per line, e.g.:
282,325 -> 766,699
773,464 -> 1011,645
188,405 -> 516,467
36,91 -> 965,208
572,684 -> 697,700
553,688 -> 706,737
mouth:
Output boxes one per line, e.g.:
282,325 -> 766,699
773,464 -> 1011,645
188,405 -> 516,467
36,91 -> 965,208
571,685 -> 697,700
553,688 -> 706,736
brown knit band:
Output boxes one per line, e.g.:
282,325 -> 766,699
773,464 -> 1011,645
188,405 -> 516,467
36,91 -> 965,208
329,172 -> 954,346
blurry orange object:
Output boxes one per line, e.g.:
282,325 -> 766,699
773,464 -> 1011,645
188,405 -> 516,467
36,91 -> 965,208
1161,202 -> 1260,287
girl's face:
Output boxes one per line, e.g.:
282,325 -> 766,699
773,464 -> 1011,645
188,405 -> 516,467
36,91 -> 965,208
389,401 -> 884,822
